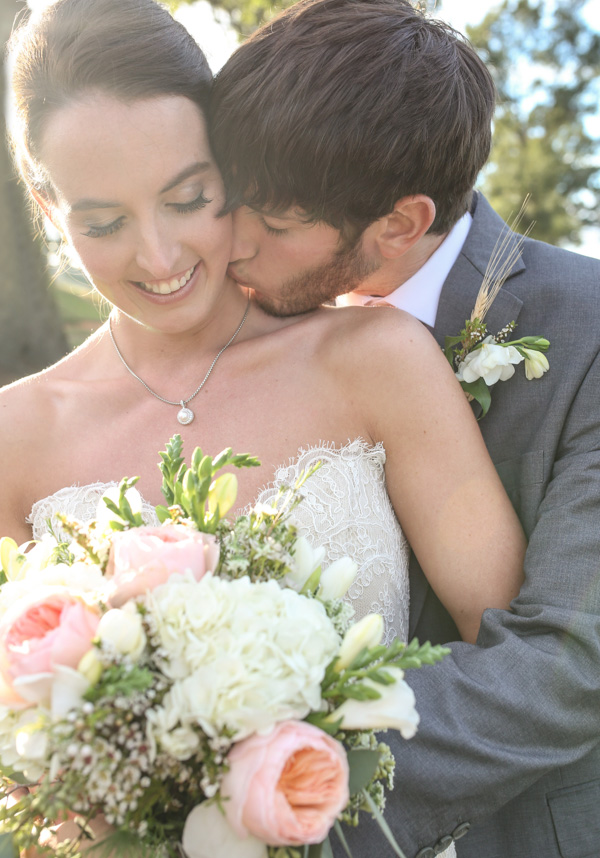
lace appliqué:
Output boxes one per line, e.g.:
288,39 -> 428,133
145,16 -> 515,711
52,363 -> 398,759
27,482 -> 159,542
251,439 -> 409,645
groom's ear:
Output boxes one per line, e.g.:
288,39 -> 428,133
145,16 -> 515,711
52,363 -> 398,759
371,195 -> 436,259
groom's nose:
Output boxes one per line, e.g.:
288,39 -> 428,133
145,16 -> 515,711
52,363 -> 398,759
230,207 -> 258,263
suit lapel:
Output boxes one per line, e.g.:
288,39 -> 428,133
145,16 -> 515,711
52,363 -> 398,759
432,194 -> 525,348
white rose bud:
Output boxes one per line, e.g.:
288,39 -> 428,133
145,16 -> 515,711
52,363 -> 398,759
330,667 -> 420,738
522,348 -> 550,380
456,338 -> 524,386
335,613 -> 384,671
183,801 -> 267,858
318,557 -> 358,601
78,649 -> 103,685
97,607 -> 146,661
283,536 -> 326,592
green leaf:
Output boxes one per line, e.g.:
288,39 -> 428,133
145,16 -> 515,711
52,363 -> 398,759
460,377 -> 492,418
307,844 -> 323,858
362,789 -> 406,858
333,821 -> 354,858
322,838 -> 334,858
347,749 -> 381,794
155,505 -> 170,523
339,683 -> 381,701
0,834 -> 17,858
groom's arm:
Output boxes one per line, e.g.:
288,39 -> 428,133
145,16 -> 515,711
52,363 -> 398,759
363,345 -> 600,856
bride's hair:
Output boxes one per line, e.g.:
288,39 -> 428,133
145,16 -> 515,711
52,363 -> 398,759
7,0 -> 212,204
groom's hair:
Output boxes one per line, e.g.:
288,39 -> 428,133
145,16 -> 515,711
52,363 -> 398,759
211,0 -> 495,243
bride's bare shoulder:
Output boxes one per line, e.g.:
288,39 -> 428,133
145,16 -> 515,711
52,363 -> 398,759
317,304 -> 441,366
0,337 -> 100,443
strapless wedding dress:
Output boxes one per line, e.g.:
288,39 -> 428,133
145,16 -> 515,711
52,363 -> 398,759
28,439 -> 409,644
27,437 -> 454,858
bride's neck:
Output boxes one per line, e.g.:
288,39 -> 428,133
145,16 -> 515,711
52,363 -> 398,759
108,286 -> 251,371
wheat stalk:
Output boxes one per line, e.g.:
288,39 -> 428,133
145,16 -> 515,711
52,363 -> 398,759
470,195 -> 534,324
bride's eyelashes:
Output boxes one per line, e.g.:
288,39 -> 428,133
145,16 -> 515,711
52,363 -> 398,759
81,190 -> 213,239
168,190 -> 212,214
83,216 -> 126,238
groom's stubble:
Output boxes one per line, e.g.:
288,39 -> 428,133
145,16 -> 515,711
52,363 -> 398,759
248,239 -> 381,318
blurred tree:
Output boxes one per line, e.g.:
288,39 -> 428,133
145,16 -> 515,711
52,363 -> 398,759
170,0 -> 295,37
0,1 -> 68,385
466,0 -> 600,245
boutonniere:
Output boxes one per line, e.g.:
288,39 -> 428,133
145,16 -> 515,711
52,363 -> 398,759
445,200 -> 549,418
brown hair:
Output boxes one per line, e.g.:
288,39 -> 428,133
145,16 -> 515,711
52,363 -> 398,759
7,0 -> 212,200
211,0 -> 496,237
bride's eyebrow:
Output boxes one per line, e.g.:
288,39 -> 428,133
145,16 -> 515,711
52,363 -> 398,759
69,162 -> 213,213
160,161 -> 212,194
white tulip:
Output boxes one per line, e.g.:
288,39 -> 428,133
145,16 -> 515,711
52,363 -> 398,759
336,614 -> 384,671
522,348 -> 550,380
283,536 -> 326,592
183,801 -> 267,858
97,606 -> 146,661
318,557 -> 358,600
331,667 -> 420,738
95,485 -> 142,529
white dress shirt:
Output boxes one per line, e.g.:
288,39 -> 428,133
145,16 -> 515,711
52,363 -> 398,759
337,211 -> 472,326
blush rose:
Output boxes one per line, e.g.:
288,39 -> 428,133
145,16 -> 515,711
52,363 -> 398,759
106,524 -> 220,607
222,720 -> 349,846
0,589 -> 100,706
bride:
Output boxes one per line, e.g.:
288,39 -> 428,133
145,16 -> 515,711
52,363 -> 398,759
3,0 -> 523,665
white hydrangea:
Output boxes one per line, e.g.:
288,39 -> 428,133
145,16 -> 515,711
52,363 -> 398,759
146,574 -> 340,744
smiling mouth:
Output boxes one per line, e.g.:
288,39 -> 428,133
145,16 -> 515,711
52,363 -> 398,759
134,263 -> 197,295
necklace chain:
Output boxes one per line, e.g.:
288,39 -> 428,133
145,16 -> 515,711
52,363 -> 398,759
108,294 -> 250,423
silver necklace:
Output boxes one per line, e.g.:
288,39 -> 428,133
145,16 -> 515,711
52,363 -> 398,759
108,295 -> 250,425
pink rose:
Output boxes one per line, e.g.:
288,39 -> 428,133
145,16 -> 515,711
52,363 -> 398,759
222,720 -> 349,846
0,591 -> 100,706
106,525 -> 220,608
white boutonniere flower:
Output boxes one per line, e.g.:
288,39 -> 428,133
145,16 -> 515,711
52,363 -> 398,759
446,198 -> 550,417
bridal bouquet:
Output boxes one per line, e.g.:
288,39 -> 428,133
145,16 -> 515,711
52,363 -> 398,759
0,437 -> 448,858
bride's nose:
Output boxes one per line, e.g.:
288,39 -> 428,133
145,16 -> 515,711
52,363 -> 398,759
230,207 -> 258,262
134,218 -> 180,279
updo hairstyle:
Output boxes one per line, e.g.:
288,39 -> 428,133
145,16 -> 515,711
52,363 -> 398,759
7,0 -> 212,202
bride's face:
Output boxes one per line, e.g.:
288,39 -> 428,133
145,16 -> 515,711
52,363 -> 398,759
37,93 -> 233,334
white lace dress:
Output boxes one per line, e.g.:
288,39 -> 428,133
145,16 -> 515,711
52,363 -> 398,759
27,438 -> 455,858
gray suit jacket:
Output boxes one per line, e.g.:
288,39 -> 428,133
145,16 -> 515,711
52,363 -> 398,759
333,193 -> 600,858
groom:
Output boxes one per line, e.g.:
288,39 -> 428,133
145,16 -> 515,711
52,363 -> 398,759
211,1 -> 600,856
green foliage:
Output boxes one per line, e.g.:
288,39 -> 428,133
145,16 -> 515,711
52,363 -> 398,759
156,434 -> 260,532
321,637 -> 450,708
169,0 -> 296,37
467,0 -> 600,245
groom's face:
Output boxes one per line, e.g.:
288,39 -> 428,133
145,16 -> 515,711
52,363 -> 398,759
227,206 -> 379,317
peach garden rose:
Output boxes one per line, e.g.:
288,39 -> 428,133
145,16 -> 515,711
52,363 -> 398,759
221,719 -> 350,847
0,589 -> 100,707
106,523 -> 220,607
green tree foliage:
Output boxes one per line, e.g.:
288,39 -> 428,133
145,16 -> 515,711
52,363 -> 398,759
467,0 -> 600,245
0,1 -> 69,384
170,0 -> 295,37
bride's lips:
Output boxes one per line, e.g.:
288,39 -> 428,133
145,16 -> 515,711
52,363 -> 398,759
129,262 -> 200,301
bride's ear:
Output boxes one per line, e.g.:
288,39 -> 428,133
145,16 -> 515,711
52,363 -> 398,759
371,195 -> 436,259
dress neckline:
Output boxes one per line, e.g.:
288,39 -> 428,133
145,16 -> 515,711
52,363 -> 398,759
28,437 -> 385,525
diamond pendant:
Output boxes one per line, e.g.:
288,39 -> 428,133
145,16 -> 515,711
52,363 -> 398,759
177,404 -> 194,425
